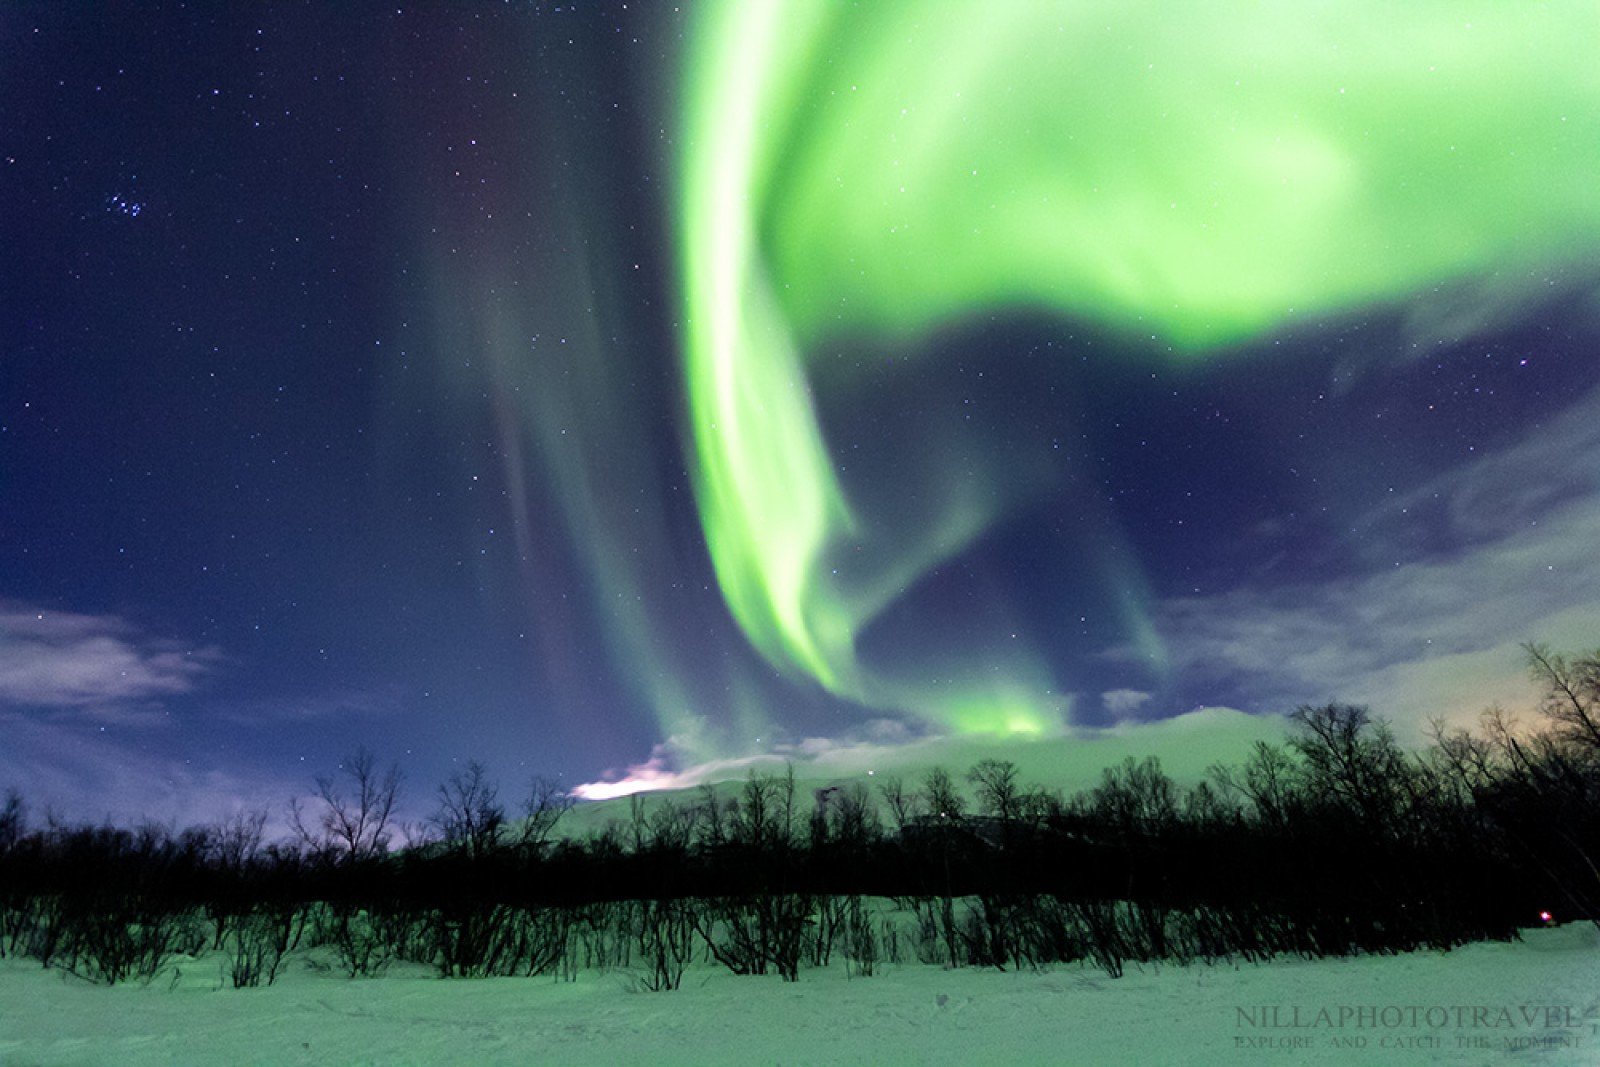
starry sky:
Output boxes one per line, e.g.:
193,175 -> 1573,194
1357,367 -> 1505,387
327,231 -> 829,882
4,1 -> 1600,823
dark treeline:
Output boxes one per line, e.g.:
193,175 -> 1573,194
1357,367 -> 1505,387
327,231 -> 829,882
2,644 -> 1597,989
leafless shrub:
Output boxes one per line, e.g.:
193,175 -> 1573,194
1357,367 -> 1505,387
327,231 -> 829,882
290,747 -> 403,863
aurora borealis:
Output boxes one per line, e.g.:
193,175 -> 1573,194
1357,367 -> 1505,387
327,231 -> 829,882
679,0 -> 1600,737
4,2 -> 1600,820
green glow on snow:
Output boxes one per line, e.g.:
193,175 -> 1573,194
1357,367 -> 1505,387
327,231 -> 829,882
677,0 -> 1600,731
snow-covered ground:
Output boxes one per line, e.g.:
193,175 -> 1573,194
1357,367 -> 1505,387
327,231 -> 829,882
2,923 -> 1594,1066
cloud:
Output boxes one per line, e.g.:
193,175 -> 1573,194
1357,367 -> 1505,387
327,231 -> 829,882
1101,689 -> 1153,719
1359,375 -> 1600,553
570,706 -> 1282,804
1154,385 -> 1600,740
0,602 -> 220,719
0,714 -> 295,832
568,754 -> 696,801
213,686 -> 404,725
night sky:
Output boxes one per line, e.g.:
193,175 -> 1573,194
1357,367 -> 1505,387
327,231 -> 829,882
5,2 -> 1599,824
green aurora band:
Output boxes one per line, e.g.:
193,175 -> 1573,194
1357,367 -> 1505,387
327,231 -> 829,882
677,0 -> 1600,734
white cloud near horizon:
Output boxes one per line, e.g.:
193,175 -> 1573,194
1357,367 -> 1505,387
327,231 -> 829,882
1100,688 -> 1153,719
570,706 -> 1282,803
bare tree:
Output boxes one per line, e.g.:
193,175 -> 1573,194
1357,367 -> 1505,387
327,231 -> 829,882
1090,756 -> 1178,832
1209,741 -> 1300,829
1288,704 -> 1410,829
648,797 -> 696,853
1017,785 -> 1064,826
922,766 -> 966,820
290,747 -> 403,862
731,769 -> 781,848
1526,643 -> 1600,754
1426,716 -> 1500,794
695,783 -> 733,847
967,759 -> 1022,823
627,793 -> 652,853
0,789 -> 25,853
517,775 -> 572,851
432,760 -> 505,859
210,808 -> 268,869
877,775 -> 922,832
828,781 -> 882,847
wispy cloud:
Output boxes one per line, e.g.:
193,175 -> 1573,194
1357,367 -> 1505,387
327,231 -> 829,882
0,602 -> 220,720
1155,386 -> 1600,738
213,686 -> 404,726
1101,689 -> 1153,719
0,714 -> 294,832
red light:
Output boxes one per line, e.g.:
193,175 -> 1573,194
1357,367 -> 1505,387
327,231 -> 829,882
1539,910 -> 1553,924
